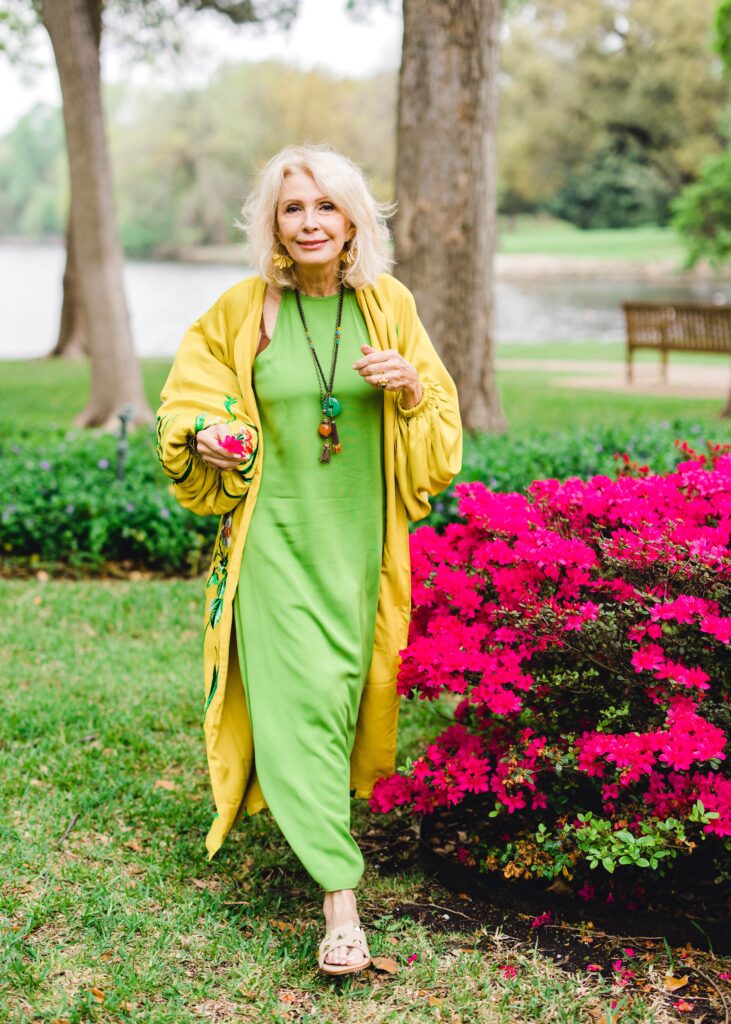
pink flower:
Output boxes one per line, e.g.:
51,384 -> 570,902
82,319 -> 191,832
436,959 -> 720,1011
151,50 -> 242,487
586,964 -> 602,972
530,911 -> 552,928
218,431 -> 253,458
407,953 -> 419,963
500,965 -> 517,979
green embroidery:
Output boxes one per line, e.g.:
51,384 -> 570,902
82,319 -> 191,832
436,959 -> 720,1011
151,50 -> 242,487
205,512 -> 233,634
223,395 -> 238,423
155,413 -> 175,472
194,413 -> 206,433
203,664 -> 219,720
235,431 -> 259,484
156,412 -> 196,483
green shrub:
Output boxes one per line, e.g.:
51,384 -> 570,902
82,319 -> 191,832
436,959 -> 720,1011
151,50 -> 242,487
2,418 -> 728,574
1,425 -> 216,575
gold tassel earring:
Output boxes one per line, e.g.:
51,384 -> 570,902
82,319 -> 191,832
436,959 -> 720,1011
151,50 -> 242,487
339,239 -> 357,265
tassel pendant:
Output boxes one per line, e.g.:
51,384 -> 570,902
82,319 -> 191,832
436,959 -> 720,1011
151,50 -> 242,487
330,418 -> 342,454
319,441 -> 332,464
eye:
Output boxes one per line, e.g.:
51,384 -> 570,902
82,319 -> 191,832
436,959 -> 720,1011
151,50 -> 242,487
284,203 -> 300,213
320,202 -> 335,211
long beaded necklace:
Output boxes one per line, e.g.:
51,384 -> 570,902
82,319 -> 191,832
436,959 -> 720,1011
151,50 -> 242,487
294,282 -> 344,464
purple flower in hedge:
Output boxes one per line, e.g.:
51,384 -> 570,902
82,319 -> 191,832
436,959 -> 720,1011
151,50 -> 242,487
97,458 -> 110,469
126,502 -> 136,513
65,505 -> 75,515
40,460 -> 51,471
159,507 -> 171,519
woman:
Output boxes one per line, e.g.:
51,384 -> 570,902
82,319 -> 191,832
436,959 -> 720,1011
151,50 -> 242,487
156,144 -> 462,975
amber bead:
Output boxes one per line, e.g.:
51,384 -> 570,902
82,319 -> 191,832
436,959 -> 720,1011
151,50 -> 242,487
318,421 -> 332,437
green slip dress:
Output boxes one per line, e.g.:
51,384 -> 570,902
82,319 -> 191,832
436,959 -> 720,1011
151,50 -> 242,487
232,287 -> 385,890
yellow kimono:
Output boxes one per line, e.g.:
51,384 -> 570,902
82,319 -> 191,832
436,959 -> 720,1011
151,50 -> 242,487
156,272 -> 462,858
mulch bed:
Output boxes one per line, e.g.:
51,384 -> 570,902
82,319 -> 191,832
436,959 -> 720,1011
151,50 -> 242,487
357,809 -> 731,1023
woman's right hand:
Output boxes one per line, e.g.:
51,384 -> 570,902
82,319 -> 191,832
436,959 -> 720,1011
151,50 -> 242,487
194,422 -> 255,470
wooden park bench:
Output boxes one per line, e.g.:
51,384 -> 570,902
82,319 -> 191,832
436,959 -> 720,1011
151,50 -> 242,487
622,301 -> 731,384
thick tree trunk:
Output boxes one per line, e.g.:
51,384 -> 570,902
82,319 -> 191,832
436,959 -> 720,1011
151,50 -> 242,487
41,0 -> 152,429
49,215 -> 90,359
395,0 -> 507,433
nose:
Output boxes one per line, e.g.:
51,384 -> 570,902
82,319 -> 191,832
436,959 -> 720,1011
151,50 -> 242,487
302,205 -> 319,230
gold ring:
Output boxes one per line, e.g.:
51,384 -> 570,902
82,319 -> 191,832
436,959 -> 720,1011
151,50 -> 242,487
377,375 -> 388,389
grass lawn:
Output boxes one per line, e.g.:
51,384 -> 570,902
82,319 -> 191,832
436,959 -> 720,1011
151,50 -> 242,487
497,217 -> 686,264
0,580 -> 691,1023
496,339 -> 731,366
2,353 -> 729,438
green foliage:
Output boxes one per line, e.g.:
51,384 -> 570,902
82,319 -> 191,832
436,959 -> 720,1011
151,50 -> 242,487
3,417 -> 728,573
1,426 -> 216,574
545,141 -> 674,230
715,0 -> 731,69
671,147 -> 731,268
1,62 -> 396,255
500,0 -> 729,225
0,103 -> 66,235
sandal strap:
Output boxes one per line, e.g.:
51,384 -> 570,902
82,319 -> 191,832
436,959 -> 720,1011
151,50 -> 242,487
319,922 -> 370,956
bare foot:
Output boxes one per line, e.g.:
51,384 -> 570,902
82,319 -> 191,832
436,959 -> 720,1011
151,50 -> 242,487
322,889 -> 368,967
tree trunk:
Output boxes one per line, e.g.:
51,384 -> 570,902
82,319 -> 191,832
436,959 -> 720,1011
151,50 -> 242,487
49,214 -> 90,359
41,0 -> 152,430
395,0 -> 507,433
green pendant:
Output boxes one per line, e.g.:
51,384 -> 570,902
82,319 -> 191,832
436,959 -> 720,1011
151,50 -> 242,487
322,395 -> 341,418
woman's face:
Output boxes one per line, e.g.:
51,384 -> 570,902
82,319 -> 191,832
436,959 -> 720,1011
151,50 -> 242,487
276,170 -> 354,273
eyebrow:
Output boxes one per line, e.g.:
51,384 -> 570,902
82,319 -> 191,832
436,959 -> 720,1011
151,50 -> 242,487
279,196 -> 333,205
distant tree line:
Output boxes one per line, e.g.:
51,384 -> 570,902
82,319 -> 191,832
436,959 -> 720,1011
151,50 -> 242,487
2,0 -> 729,251
0,62 -> 397,255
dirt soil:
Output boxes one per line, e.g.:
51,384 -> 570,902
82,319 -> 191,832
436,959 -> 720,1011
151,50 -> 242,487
357,812 -> 731,1023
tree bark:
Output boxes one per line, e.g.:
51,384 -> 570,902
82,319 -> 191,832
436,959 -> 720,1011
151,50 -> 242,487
395,0 -> 507,433
41,0 -> 152,429
49,215 -> 90,359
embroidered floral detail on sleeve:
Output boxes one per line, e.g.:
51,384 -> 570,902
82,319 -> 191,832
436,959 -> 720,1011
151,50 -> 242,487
218,431 -> 254,459
224,395 -> 238,422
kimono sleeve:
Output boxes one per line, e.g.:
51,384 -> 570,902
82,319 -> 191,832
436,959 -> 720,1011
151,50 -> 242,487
155,296 -> 259,517
393,286 -> 462,521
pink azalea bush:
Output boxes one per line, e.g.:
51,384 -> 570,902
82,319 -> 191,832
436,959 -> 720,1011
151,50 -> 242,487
370,442 -> 731,884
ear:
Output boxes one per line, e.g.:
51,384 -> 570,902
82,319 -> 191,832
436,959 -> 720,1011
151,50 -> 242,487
346,223 -> 356,243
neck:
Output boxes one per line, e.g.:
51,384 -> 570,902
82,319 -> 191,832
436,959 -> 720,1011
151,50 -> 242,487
295,260 -> 341,296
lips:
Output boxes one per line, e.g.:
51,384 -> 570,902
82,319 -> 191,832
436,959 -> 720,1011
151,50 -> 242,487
298,239 -> 327,248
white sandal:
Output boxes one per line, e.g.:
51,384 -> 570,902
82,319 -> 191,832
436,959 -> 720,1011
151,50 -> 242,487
318,919 -> 372,976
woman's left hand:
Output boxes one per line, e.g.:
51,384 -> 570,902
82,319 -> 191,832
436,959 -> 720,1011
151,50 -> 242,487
353,344 -> 423,409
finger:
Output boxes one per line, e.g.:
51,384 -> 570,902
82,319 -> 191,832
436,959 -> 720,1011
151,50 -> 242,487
352,347 -> 398,370
196,438 -> 241,462
356,356 -> 403,374
363,371 -> 406,392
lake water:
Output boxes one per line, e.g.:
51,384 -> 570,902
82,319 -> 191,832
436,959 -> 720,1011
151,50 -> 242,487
1,240 -> 728,359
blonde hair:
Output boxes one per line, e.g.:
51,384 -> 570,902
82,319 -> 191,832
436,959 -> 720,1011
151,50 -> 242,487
238,144 -> 395,289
